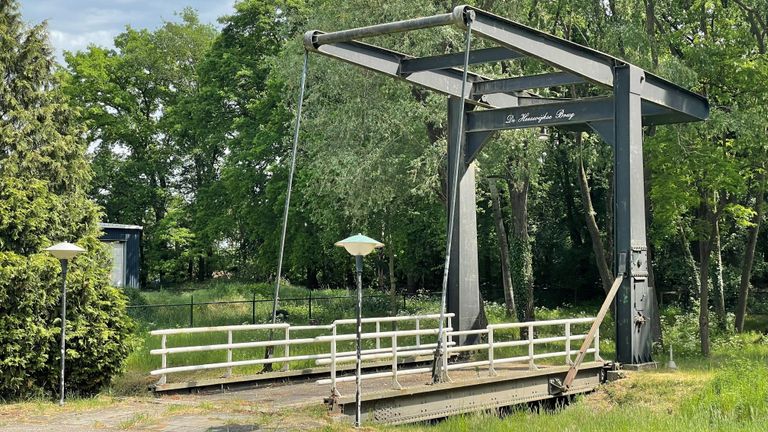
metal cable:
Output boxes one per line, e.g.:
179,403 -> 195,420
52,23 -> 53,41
432,14 -> 473,383
265,50 -> 309,368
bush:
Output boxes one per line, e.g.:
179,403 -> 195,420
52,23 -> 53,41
0,239 -> 135,399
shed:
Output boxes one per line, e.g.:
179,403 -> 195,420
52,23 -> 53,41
98,223 -> 142,289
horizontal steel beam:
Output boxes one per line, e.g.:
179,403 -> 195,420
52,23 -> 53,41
472,72 -> 586,95
466,97 -> 680,133
466,97 -> 615,133
642,74 -> 709,121
465,7 -> 615,87
400,47 -> 522,74
304,33 -> 521,108
308,12 -> 462,47
304,34 -> 475,101
460,6 -> 708,121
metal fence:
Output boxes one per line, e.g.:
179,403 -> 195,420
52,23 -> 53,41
127,292 -> 432,328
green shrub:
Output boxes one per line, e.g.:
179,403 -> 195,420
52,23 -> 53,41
0,1 -> 135,399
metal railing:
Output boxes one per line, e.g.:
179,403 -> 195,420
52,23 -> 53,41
149,313 -> 453,385
316,316 -> 601,393
129,292 -> 433,328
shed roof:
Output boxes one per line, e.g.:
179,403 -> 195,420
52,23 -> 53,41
99,222 -> 143,231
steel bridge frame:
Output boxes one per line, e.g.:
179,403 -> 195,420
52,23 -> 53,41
303,5 -> 709,365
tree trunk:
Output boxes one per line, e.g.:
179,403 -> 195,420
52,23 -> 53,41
576,136 -> 613,294
679,224 -> 700,308
643,151 -> 662,343
488,179 -> 517,319
698,235 -> 712,357
556,148 -> 584,247
388,246 -> 399,316
713,219 -> 727,328
736,184 -> 765,332
697,195 -> 716,357
506,177 -> 534,322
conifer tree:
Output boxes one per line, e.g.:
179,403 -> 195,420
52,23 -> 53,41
0,0 -> 132,398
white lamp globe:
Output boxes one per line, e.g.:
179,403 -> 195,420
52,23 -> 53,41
335,234 -> 384,256
45,242 -> 86,260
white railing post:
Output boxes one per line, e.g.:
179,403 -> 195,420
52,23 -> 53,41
415,319 -> 421,348
441,328 -> 449,378
159,334 -> 167,385
391,334 -> 402,389
594,325 -> 601,361
565,322 -> 573,365
447,316 -> 454,346
226,330 -> 233,377
376,321 -> 381,350
488,327 -> 496,376
330,325 -> 339,397
282,327 -> 290,372
528,324 -> 537,370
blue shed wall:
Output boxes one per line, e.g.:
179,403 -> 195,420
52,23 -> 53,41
99,227 -> 142,289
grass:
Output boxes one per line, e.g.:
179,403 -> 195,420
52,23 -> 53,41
386,333 -> 768,432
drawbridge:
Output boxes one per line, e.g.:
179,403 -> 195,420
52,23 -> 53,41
148,3 -> 707,426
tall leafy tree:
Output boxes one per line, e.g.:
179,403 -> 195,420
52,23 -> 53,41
0,0 -> 132,398
63,10 -> 217,283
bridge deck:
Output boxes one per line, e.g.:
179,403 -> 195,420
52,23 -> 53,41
176,360 -> 606,426
332,361 -> 607,424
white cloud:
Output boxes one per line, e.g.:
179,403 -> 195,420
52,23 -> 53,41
21,0 -> 237,62
49,29 -> 115,56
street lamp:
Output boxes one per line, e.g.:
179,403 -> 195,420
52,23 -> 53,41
335,233 -> 384,428
45,241 -> 85,405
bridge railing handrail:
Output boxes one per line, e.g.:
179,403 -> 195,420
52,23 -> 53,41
316,316 -> 601,393
149,313 -> 454,385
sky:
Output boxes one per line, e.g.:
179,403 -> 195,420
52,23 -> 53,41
20,0 -> 237,61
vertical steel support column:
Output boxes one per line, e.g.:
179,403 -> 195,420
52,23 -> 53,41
614,64 -> 653,365
446,96 -> 482,347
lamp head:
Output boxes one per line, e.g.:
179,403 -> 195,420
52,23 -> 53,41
45,242 -> 85,260
538,126 -> 550,141
335,233 -> 384,256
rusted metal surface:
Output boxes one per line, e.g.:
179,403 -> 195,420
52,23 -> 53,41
331,362 -> 606,425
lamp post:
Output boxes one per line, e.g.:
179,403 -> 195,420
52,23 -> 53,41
335,234 -> 384,428
45,242 -> 85,405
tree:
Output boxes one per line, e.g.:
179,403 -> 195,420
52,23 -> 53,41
63,10 -> 217,284
0,1 -> 133,398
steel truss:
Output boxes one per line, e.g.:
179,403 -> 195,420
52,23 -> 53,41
303,5 -> 709,366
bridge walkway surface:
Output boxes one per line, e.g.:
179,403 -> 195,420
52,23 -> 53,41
0,361 -> 604,432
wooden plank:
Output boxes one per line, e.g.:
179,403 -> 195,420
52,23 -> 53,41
561,276 -> 623,389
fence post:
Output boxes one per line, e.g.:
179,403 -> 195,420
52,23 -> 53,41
594,325 -> 601,361
488,327 -> 496,376
308,291 -> 313,321
189,296 -> 194,327
528,324 -> 537,370
282,327 -> 290,371
391,334 -> 402,389
159,334 -> 167,385
375,321 -> 381,350
252,292 -> 256,324
565,322 -> 573,365
330,325 -> 339,397
226,330 -> 233,378
415,319 -> 421,348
